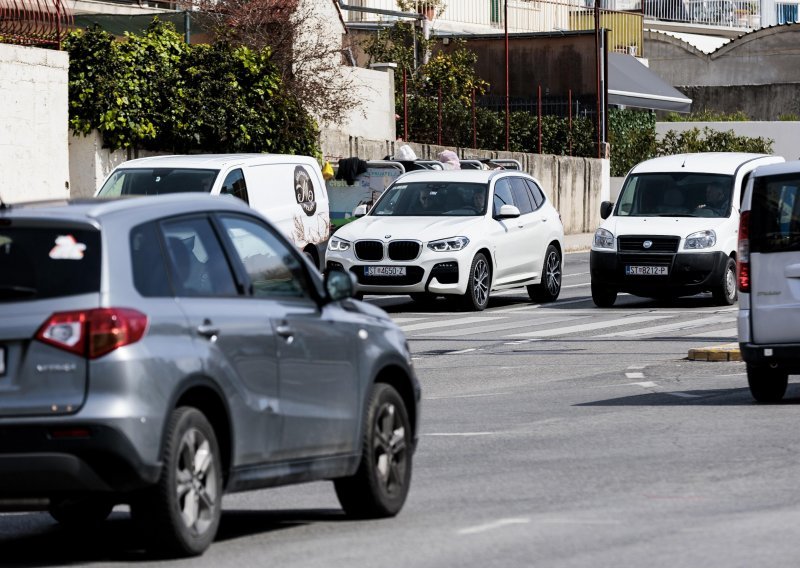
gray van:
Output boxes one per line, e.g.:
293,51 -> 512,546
737,161 -> 800,402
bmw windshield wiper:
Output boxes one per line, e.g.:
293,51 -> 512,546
0,285 -> 37,298
656,214 -> 696,217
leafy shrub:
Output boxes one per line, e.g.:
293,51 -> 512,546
65,20 -> 320,156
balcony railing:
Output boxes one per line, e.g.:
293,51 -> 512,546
0,0 -> 73,47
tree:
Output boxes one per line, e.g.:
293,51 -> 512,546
184,0 -> 363,128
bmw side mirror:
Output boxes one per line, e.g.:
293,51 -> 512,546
495,204 -> 521,219
353,204 -> 368,218
324,268 -> 356,302
600,201 -> 614,219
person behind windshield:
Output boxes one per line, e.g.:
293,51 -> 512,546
413,190 -> 436,214
695,182 -> 728,215
469,189 -> 485,213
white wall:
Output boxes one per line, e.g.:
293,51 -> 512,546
0,44 -> 69,203
332,66 -> 396,142
656,121 -> 800,161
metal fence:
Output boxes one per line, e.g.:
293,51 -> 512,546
0,0 -> 72,47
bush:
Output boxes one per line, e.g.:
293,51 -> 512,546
656,127 -> 773,156
65,20 -> 320,156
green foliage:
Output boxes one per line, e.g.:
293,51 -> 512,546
608,108 -> 656,176
656,127 -> 773,155
662,109 -> 750,122
778,113 -> 800,121
65,20 -> 319,156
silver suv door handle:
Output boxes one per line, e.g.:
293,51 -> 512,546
276,324 -> 294,339
197,322 -> 220,339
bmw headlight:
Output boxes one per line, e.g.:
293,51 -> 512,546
593,228 -> 615,250
684,230 -> 716,249
328,237 -> 351,252
427,236 -> 470,252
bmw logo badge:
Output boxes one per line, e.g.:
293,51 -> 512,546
643,240 -> 653,249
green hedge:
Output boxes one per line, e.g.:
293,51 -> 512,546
65,20 -> 320,156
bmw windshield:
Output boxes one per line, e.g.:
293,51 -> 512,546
371,182 -> 488,217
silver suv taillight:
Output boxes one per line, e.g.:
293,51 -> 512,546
36,308 -> 148,359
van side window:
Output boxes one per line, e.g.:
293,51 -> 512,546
220,169 -> 249,204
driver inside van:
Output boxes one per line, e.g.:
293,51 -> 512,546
695,182 -> 729,215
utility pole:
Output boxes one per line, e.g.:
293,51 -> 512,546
505,0 -> 510,151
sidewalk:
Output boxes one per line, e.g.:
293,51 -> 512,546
564,232 -> 594,253
561,232 -> 742,362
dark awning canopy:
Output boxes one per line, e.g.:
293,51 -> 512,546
608,53 -> 692,113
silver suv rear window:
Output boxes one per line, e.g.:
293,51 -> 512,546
0,227 -> 101,301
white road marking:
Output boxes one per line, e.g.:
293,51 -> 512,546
509,315 -> 671,338
684,327 -> 737,338
423,315 -> 586,338
561,282 -> 591,289
631,381 -> 658,388
458,518 -> 531,535
628,365 -> 646,369
445,348 -> 477,355
400,316 -> 503,332
426,432 -> 495,437
425,392 -> 512,400
625,372 -> 645,379
390,317 -> 429,324
596,316 -> 731,338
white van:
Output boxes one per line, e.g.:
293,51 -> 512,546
95,154 -> 331,268
737,161 -> 800,402
590,152 -> 784,307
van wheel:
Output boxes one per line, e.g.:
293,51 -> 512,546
132,407 -> 222,557
334,383 -> 412,518
461,253 -> 490,311
747,364 -> 788,403
591,282 -> 617,307
527,245 -> 562,303
712,257 -> 737,305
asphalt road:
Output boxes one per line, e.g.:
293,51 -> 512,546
4,251 -> 800,567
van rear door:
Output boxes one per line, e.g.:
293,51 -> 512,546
749,173 -> 800,344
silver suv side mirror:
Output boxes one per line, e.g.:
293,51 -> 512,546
324,269 -> 356,301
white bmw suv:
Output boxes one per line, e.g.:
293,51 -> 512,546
325,169 -> 565,310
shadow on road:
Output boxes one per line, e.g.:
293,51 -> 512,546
0,508 -> 347,565
577,385 -> 800,406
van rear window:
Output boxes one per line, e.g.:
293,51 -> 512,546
751,174 -> 800,253
97,168 -> 219,197
0,228 -> 101,301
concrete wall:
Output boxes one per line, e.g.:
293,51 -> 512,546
675,84 -> 800,121
0,44 -> 69,203
320,130 -> 609,235
655,121 -> 800,161
646,25 -> 800,88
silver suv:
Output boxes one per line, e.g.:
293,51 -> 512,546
738,162 -> 800,402
0,194 -> 419,556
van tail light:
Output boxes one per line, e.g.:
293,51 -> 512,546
36,308 -> 148,359
737,210 -> 750,293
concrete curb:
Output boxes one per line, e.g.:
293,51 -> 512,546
688,343 -> 742,362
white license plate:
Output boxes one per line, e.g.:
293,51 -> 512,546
366,266 -> 407,277
626,265 -> 669,276
0,346 -> 5,375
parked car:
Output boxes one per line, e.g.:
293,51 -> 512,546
94,154 -> 331,269
737,161 -> 800,402
0,194 -> 419,556
591,152 -> 784,307
325,169 -> 565,310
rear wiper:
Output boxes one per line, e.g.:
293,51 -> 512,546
0,285 -> 37,298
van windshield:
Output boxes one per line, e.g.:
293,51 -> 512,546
97,168 -> 219,197
616,173 -> 734,218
